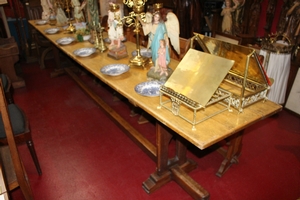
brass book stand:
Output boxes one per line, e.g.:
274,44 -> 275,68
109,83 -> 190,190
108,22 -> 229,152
158,49 -> 234,130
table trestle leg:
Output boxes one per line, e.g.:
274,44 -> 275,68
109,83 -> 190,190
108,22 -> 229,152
142,122 -> 210,199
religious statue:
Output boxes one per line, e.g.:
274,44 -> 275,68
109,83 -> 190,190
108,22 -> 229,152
264,0 -> 277,32
41,0 -> 51,20
47,0 -> 68,26
277,0 -> 291,33
139,10 -> 180,81
248,0 -> 263,36
71,0 -> 86,23
106,3 -> 128,59
221,0 -> 237,34
156,39 -> 169,76
85,0 -> 100,43
107,3 -> 125,49
283,0 -> 300,45
232,0 -> 245,34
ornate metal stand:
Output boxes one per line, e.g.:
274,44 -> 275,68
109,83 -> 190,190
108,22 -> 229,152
158,86 -> 232,130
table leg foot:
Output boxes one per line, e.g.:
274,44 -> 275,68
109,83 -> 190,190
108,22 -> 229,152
143,159 -> 208,199
142,171 -> 172,194
171,165 -> 210,200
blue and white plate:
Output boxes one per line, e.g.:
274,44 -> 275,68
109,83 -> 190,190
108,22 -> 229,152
132,48 -> 152,58
35,19 -> 47,25
44,28 -> 60,34
135,81 -> 163,97
56,37 -> 75,45
100,64 -> 129,76
73,47 -> 96,57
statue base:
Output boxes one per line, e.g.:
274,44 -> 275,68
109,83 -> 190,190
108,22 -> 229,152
107,44 -> 128,60
147,66 -> 173,82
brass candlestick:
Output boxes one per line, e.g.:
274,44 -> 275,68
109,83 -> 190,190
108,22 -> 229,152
93,21 -> 107,52
97,23 -> 108,52
65,0 -> 76,33
122,0 -> 150,68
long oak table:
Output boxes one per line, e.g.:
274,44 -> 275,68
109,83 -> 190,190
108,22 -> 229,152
29,21 -> 282,199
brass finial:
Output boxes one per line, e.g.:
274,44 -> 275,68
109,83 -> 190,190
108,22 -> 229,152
109,3 -> 120,12
153,3 -> 163,11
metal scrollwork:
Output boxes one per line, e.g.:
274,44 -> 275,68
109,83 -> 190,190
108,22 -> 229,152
171,97 -> 181,115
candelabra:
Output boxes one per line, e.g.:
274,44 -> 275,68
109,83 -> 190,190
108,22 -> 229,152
122,0 -> 150,68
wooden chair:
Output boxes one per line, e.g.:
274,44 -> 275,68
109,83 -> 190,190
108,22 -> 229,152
0,79 -> 35,199
0,74 -> 14,104
0,37 -> 26,88
0,79 -> 42,176
23,0 -> 52,69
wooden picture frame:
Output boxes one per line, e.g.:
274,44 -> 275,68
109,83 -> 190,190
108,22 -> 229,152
214,32 -> 242,45
285,68 -> 300,115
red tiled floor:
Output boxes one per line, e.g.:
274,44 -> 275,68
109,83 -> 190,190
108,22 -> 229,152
9,61 -> 300,200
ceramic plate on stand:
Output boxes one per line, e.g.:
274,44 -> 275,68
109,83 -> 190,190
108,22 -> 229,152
56,37 -> 76,45
73,47 -> 96,57
134,81 -> 163,97
100,64 -> 130,76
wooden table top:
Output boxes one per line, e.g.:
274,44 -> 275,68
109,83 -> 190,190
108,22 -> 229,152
29,21 -> 282,150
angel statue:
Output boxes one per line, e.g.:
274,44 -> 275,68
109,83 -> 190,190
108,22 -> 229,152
138,10 -> 180,80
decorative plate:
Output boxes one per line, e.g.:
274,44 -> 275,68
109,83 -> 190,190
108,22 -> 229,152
56,37 -> 75,45
132,48 -> 152,58
100,64 -> 130,76
44,28 -> 60,34
134,81 -> 163,97
73,47 -> 96,57
35,19 -> 47,25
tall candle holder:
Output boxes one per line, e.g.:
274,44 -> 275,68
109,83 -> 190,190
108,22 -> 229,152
122,0 -> 150,68
97,23 -> 108,53
65,0 -> 76,33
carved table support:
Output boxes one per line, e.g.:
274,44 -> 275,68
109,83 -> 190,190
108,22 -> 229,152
143,122 -> 210,200
216,130 -> 244,177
